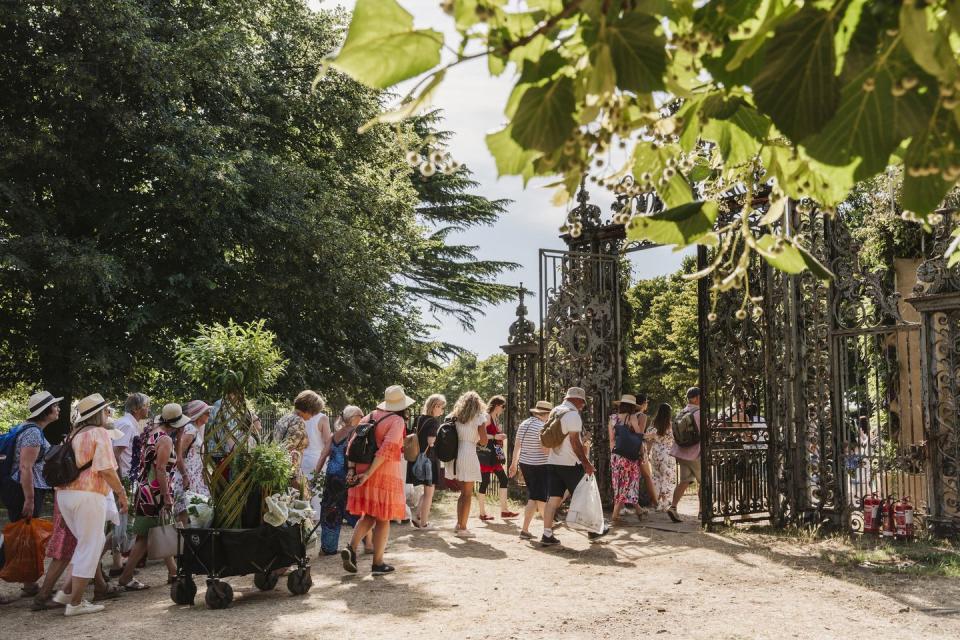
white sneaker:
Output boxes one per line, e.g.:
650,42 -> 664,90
64,600 -> 105,617
454,528 -> 475,538
53,590 -> 71,605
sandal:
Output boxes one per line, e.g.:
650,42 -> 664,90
119,579 -> 150,591
167,575 -> 177,585
93,584 -> 122,602
30,595 -> 61,610
20,584 -> 40,598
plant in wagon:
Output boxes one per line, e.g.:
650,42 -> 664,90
175,319 -> 288,527
328,0 -> 960,315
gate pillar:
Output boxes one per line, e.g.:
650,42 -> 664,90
908,229 -> 960,535
501,285 -> 539,455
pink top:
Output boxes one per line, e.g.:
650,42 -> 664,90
671,404 -> 701,461
61,427 -> 118,495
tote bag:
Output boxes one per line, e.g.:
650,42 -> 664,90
147,513 -> 179,560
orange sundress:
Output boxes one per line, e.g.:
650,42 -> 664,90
346,410 -> 406,521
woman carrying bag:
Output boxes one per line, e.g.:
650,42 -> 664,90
117,403 -> 188,590
608,394 -> 651,525
51,394 -> 128,616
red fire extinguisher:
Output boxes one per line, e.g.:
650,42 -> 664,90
894,496 -> 915,540
880,495 -> 896,537
862,493 -> 882,534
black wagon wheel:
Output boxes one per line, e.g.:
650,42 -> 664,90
287,567 -> 312,595
254,570 -> 279,591
205,579 -> 234,609
170,575 -> 197,605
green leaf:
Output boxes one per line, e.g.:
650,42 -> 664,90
586,43 -> 616,103
632,143 -> 694,208
627,201 -> 718,247
724,0 -> 800,72
756,235 -> 833,280
605,12 -> 667,92
358,70 -> 446,133
761,145 -> 856,207
331,0 -> 443,89
802,65 -> 910,180
834,0 -> 868,75
510,76 -> 577,153
486,125 -> 541,182
902,135 -> 953,216
751,6 -> 841,142
900,4 -> 944,79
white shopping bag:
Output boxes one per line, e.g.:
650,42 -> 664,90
566,474 -> 605,534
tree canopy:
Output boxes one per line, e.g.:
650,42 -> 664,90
425,352 -> 508,407
331,0 -> 960,308
0,0 -> 514,423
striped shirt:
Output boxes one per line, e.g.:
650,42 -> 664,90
515,417 -> 548,465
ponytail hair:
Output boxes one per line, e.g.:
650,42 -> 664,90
336,405 -> 363,430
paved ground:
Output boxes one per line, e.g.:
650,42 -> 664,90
1,494 -> 958,639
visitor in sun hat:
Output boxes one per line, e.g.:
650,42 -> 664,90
0,390 -> 63,604
117,403 -> 189,591
50,393 -> 127,616
341,385 -> 415,576
171,399 -> 212,525
508,400 -> 553,539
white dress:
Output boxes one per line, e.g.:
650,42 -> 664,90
445,413 -> 487,482
301,413 -> 328,478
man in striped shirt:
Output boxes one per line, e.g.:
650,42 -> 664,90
508,400 -> 553,540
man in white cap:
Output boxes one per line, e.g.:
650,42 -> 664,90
0,390 -> 62,602
540,387 -> 595,546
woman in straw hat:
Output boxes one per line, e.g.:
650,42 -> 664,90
117,403 -> 189,590
48,394 -> 128,616
0,390 -> 62,603
608,394 -> 657,524
508,400 -> 553,540
340,386 -> 414,576
171,400 -> 212,526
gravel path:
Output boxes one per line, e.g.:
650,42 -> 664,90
2,494 -> 958,639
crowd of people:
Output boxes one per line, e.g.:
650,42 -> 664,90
0,383 -> 702,615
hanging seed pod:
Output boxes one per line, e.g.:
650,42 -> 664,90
862,78 -> 876,92
891,82 -> 907,97
735,309 -> 748,321
406,151 -> 422,167
707,312 -> 718,323
419,161 -> 436,177
901,76 -> 919,90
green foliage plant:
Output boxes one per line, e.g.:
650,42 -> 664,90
246,442 -> 295,495
330,0 -> 960,313
175,320 -> 287,398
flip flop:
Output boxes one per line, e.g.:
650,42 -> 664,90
119,579 -> 150,591
93,585 -> 122,602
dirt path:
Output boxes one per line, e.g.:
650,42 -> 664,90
2,495 -> 958,639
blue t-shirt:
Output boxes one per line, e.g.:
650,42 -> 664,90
11,422 -> 52,489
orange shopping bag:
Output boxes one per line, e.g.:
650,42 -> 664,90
0,518 -> 53,583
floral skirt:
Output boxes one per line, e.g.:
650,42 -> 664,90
611,453 -> 641,505
46,497 -> 78,561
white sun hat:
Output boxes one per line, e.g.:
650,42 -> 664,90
27,390 -> 64,419
377,385 -> 416,412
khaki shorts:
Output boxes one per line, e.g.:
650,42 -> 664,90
677,458 -> 701,485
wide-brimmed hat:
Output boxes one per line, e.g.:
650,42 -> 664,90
565,387 -> 587,402
184,400 -> 212,421
159,403 -> 190,429
530,400 -> 553,415
377,385 -> 415,412
75,393 -> 110,423
27,390 -> 63,419
615,394 -> 637,406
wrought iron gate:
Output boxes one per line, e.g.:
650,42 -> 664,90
540,248 -> 622,499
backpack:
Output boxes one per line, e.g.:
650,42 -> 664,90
672,408 -> 700,447
0,423 -> 40,481
433,418 -> 459,463
43,428 -> 93,487
346,414 -> 392,465
539,408 -> 571,449
612,417 -> 644,461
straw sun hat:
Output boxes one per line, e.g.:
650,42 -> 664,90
377,385 -> 416,412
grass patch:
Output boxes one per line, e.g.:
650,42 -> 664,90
822,538 -> 960,578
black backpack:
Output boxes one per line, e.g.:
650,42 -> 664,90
433,418 -> 459,463
43,428 -> 93,487
346,414 -> 392,465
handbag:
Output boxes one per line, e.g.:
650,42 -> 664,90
494,443 -> 506,465
412,453 -> 432,483
476,443 -> 496,467
403,432 -> 420,463
613,422 -> 644,461
134,480 -> 165,517
146,512 -> 179,560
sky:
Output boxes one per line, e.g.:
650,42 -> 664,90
314,1 -> 688,357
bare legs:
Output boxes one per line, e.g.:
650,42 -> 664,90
611,500 -> 625,524
416,485 -> 435,525
640,462 -> 658,510
349,515 -> 390,565
521,499 -> 543,535
542,495 -> 564,533
117,535 -> 147,586
456,481 -> 474,529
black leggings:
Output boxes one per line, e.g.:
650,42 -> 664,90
479,468 -> 508,494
